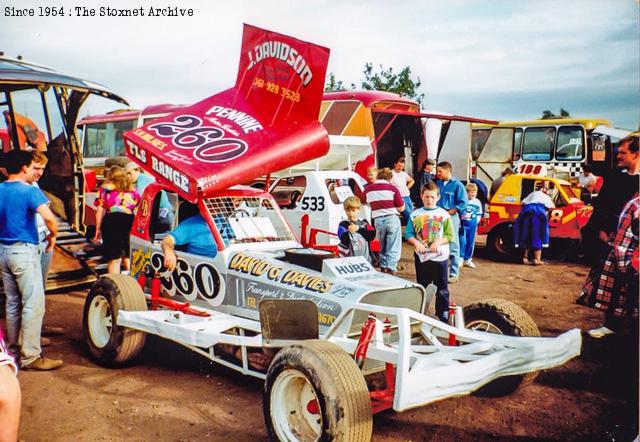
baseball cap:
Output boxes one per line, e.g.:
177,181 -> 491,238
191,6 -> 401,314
124,161 -> 140,173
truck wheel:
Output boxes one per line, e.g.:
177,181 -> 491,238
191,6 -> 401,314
83,274 -> 148,366
463,298 -> 541,396
264,340 -> 372,442
486,224 -> 515,261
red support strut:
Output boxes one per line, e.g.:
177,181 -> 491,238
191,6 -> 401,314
136,268 -> 210,317
356,315 -> 396,414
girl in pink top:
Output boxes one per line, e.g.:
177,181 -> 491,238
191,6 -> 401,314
93,166 -> 141,273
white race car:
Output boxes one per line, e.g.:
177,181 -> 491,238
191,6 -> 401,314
82,24 -> 581,442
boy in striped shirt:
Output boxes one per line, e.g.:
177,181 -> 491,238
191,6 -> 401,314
364,167 -> 405,274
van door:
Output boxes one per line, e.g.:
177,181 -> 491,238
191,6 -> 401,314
475,127 -> 515,185
430,120 -> 472,181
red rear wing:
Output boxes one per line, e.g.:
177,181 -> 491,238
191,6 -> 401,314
123,24 -> 330,202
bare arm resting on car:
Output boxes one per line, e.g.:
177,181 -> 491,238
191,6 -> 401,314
161,234 -> 178,271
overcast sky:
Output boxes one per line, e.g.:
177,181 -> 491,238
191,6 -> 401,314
2,0 -> 638,129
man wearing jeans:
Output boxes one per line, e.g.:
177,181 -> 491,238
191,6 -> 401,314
435,161 -> 467,283
0,150 -> 62,371
364,167 -> 405,275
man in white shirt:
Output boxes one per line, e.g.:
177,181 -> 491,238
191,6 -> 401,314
578,164 -> 598,195
390,156 -> 415,226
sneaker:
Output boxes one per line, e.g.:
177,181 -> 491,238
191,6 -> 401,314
21,357 -> 64,371
464,260 -> 476,268
448,275 -> 459,283
587,326 -> 615,339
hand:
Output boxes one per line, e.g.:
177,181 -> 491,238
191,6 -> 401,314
163,249 -> 177,272
45,234 -> 56,253
414,242 -> 427,254
347,223 -> 359,233
448,209 -> 457,215
428,240 -> 440,253
598,230 -> 609,243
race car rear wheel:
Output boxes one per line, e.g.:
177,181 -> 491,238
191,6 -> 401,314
264,340 -> 372,442
463,298 -> 541,396
486,223 -> 516,261
83,274 -> 147,366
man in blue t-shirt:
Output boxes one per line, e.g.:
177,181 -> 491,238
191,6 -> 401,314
161,213 -> 218,271
0,150 -> 62,371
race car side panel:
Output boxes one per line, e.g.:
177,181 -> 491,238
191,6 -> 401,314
129,237 -> 424,332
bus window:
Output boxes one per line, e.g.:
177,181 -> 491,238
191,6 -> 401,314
555,126 -> 584,161
44,88 -> 66,145
471,128 -> 490,160
513,128 -> 523,160
522,127 -> 555,161
5,89 -> 50,150
83,120 -> 135,159
0,102 -> 9,154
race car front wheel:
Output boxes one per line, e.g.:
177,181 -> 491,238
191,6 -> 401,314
83,274 -> 147,366
264,340 -> 372,442
463,298 -> 541,396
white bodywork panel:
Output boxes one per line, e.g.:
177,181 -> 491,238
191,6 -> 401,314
117,300 -> 581,410
276,135 -> 372,174
424,118 -> 443,161
269,170 -> 370,244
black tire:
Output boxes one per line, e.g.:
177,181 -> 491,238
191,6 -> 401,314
82,274 -> 148,366
486,223 -> 516,261
264,340 -> 372,442
463,298 -> 541,396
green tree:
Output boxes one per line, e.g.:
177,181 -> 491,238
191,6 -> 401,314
358,63 -> 424,105
324,63 -> 425,105
324,72 -> 346,92
541,108 -> 571,119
